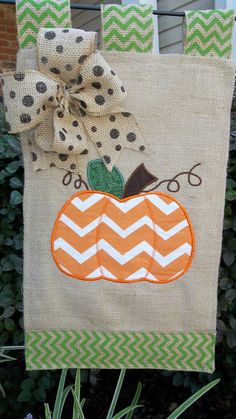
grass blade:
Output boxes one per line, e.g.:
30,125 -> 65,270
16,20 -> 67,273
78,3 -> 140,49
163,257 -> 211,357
44,403 -> 52,419
0,383 -> 6,398
0,353 -> 16,362
59,385 -> 74,418
112,404 -> 143,419
71,389 -> 86,419
106,369 -> 126,419
80,398 -> 86,409
167,378 -> 220,419
52,369 -> 67,419
125,382 -> 142,419
73,369 -> 81,419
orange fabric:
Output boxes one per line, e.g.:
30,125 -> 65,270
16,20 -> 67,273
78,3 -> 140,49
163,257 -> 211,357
51,191 -> 195,284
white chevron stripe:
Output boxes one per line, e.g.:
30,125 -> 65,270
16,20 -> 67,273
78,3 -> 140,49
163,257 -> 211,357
86,266 -> 116,279
187,36 -> 233,52
54,238 -> 192,267
190,12 -> 232,24
125,268 -> 158,281
72,194 -> 104,211
60,214 -> 100,237
146,195 -> 179,214
105,37 -> 153,50
109,196 -> 144,212
60,213 -> 188,240
71,194 -> 179,215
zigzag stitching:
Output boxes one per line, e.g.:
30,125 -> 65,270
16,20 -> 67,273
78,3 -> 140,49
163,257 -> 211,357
103,5 -> 152,19
17,8 -> 69,24
19,21 -> 39,35
25,331 -> 215,371
54,237 -> 192,267
186,29 -> 233,45
104,28 -> 154,44
185,42 -> 232,57
60,213 -> 188,240
188,17 -> 234,32
20,34 -> 37,48
187,10 -> 233,20
103,16 -> 153,31
16,0 -> 69,12
106,42 -> 152,52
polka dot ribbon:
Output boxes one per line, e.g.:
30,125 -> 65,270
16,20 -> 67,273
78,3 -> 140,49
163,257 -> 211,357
1,27 -> 146,172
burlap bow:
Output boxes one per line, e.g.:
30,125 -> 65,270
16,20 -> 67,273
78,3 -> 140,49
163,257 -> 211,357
1,28 -> 146,172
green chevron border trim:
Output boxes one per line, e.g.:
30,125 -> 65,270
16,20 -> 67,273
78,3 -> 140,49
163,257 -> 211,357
184,9 -> 234,58
101,4 -> 154,53
25,330 -> 215,372
16,0 -> 72,49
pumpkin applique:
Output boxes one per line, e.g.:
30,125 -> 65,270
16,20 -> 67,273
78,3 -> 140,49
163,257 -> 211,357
51,190 -> 195,284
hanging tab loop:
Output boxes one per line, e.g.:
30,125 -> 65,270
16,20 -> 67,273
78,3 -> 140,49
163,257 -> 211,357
184,9 -> 235,59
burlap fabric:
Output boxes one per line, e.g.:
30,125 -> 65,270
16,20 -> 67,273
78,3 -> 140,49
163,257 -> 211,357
15,43 -> 235,369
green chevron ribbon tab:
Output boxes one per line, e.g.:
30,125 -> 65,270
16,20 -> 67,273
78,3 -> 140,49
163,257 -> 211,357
16,0 -> 72,49
184,9 -> 235,58
25,330 -> 215,372
101,4 -> 154,53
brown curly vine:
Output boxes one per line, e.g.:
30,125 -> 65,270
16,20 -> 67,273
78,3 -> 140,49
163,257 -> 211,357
142,163 -> 202,193
62,171 -> 89,190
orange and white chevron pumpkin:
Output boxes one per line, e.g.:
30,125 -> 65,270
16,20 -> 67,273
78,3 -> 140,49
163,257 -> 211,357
51,191 -> 195,284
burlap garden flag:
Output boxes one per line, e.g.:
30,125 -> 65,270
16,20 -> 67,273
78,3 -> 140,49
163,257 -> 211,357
1,2 -> 235,372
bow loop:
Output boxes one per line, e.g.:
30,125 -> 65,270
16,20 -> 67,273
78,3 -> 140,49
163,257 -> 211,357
38,28 -> 96,84
1,27 -> 146,172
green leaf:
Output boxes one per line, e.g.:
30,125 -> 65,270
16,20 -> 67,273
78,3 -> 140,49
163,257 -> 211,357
172,373 -> 184,386
106,369 -> 126,419
38,376 -> 51,389
71,389 -> 86,419
225,190 -> 236,201
230,262 -> 236,278
229,317 -> 236,329
52,369 -> 67,419
223,250 -> 235,266
6,160 -> 20,174
0,383 -> 6,398
10,191 -> 23,206
167,379 -> 220,419
6,135 -> 21,153
4,318 -> 15,331
44,403 -> 52,419
227,238 -> 236,250
33,387 -> 46,402
73,369 -> 81,419
20,378 -> 35,391
9,177 -> 23,189
87,159 -> 124,198
226,178 -> 236,189
223,218 -> 232,230
225,289 -> 236,301
113,405 -> 143,419
226,330 -> 236,348
59,385 -> 74,419
125,382 -> 142,419
17,390 -> 32,402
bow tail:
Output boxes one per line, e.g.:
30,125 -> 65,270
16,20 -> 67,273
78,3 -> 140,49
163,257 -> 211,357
83,112 -> 147,171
